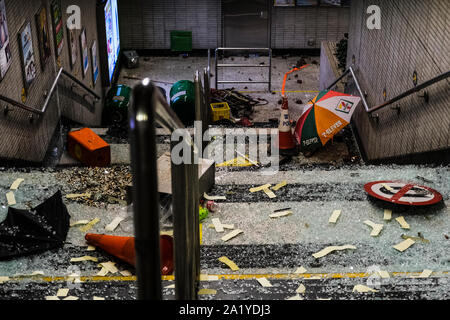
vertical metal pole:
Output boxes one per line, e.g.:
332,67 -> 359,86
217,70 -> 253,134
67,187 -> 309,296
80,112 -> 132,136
268,48 -> 272,92
204,67 -> 211,125
129,82 -> 162,300
172,140 -> 196,300
215,48 -> 219,89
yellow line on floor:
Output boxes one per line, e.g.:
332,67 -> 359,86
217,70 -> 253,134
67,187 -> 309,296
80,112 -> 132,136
4,271 -> 447,283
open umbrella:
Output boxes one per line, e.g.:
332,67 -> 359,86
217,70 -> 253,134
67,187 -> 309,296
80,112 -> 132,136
294,90 -> 361,152
0,191 -> 70,260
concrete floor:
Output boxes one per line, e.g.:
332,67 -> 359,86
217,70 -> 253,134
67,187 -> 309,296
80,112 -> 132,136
0,55 -> 449,301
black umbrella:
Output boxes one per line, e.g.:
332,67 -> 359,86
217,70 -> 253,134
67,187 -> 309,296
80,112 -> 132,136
0,191 -> 70,260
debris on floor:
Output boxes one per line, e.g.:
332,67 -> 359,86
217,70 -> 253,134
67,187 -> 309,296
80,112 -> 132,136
393,238 -> 415,252
218,256 -> 239,271
9,178 -> 24,190
329,210 -> 342,224
364,220 -> 384,237
257,277 -> 272,287
395,216 -> 410,229
352,284 -> 379,293
312,245 -> 357,259
0,191 -> 70,259
221,229 -> 243,242
269,210 -> 292,219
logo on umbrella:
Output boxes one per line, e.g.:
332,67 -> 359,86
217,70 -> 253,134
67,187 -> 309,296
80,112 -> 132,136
335,99 -> 354,114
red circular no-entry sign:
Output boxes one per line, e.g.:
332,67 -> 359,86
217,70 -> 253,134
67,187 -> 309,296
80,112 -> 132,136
364,180 -> 443,206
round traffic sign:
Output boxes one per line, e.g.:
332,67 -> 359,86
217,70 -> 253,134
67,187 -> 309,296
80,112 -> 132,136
364,180 -> 443,206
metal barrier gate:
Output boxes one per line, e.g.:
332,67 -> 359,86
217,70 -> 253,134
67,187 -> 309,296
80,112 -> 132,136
215,47 -> 272,91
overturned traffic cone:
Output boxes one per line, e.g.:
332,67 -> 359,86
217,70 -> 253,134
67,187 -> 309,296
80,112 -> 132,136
85,233 -> 174,275
278,97 -> 298,156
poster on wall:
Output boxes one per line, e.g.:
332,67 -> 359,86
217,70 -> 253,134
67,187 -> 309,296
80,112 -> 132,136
80,28 -> 89,77
35,6 -> 52,70
296,0 -> 319,5
67,27 -> 77,69
18,21 -> 37,90
91,41 -> 99,86
0,0 -> 12,80
50,0 -> 64,57
104,0 -> 120,83
274,0 -> 295,6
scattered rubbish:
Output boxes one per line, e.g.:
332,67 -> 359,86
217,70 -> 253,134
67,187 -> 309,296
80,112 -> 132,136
296,284 -> 306,294
329,210 -> 342,224
66,193 -> 91,199
272,181 -> 287,191
401,234 -> 429,244
393,238 -> 415,252
353,284 -> 379,293
445,235 -> 449,240
120,270 -> 133,277
56,288 -> 70,297
221,229 -> 243,242
13,271 -> 45,278
45,296 -> 60,300
212,218 -> 224,233
269,210 -> 292,219
205,201 -> 218,213
105,216 -> 125,232
203,193 -> 226,201
395,216 -> 410,229
377,271 -> 390,278
63,296 -> 79,301
257,277 -> 272,287
86,245 -> 96,251
216,156 -> 255,167
209,224 -> 234,230
199,207 -> 209,222
250,184 -> 272,193
235,150 -> 259,167
296,80 -> 303,84
416,176 -> 433,184
70,256 -> 98,263
294,266 -> 307,274
79,218 -> 100,233
199,274 -> 219,281
93,297 -> 105,300
10,178 -> 24,190
383,209 -> 392,221
286,295 -> 303,300
0,191 -> 70,259
6,191 -> 16,206
198,289 -> 217,295
70,220 -> 90,227
235,117 -> 254,127
96,268 -> 109,276
263,187 -> 276,199
381,183 -> 395,192
210,102 -> 231,122
211,89 -> 261,119
295,99 -> 303,105
0,276 -> 10,283
274,207 -> 291,213
417,269 -> 433,278
364,220 -> 383,237
218,256 -> 239,271
165,284 -> 175,289
99,261 -> 119,274
312,245 -> 357,259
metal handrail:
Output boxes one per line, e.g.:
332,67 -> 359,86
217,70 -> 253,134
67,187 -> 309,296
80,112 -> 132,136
0,67 -> 100,116
215,47 -> 272,91
327,66 -> 450,114
130,78 -> 201,300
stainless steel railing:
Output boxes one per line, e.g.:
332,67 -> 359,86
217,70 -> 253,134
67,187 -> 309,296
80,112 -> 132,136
327,66 -> 450,115
130,76 -> 207,300
215,47 -> 272,91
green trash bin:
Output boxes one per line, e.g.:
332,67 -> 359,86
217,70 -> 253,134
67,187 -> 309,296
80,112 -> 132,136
102,84 -> 132,126
170,80 -> 195,126
170,31 -> 192,52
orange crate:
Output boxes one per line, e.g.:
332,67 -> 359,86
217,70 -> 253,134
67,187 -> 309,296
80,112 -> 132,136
67,128 -> 111,167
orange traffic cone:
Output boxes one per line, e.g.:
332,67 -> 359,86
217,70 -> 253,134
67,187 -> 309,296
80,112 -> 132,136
278,97 -> 298,156
85,233 -> 174,275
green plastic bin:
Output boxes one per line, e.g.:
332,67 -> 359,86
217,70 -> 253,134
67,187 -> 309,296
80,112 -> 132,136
170,80 -> 195,125
102,84 -> 132,125
170,31 -> 192,52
